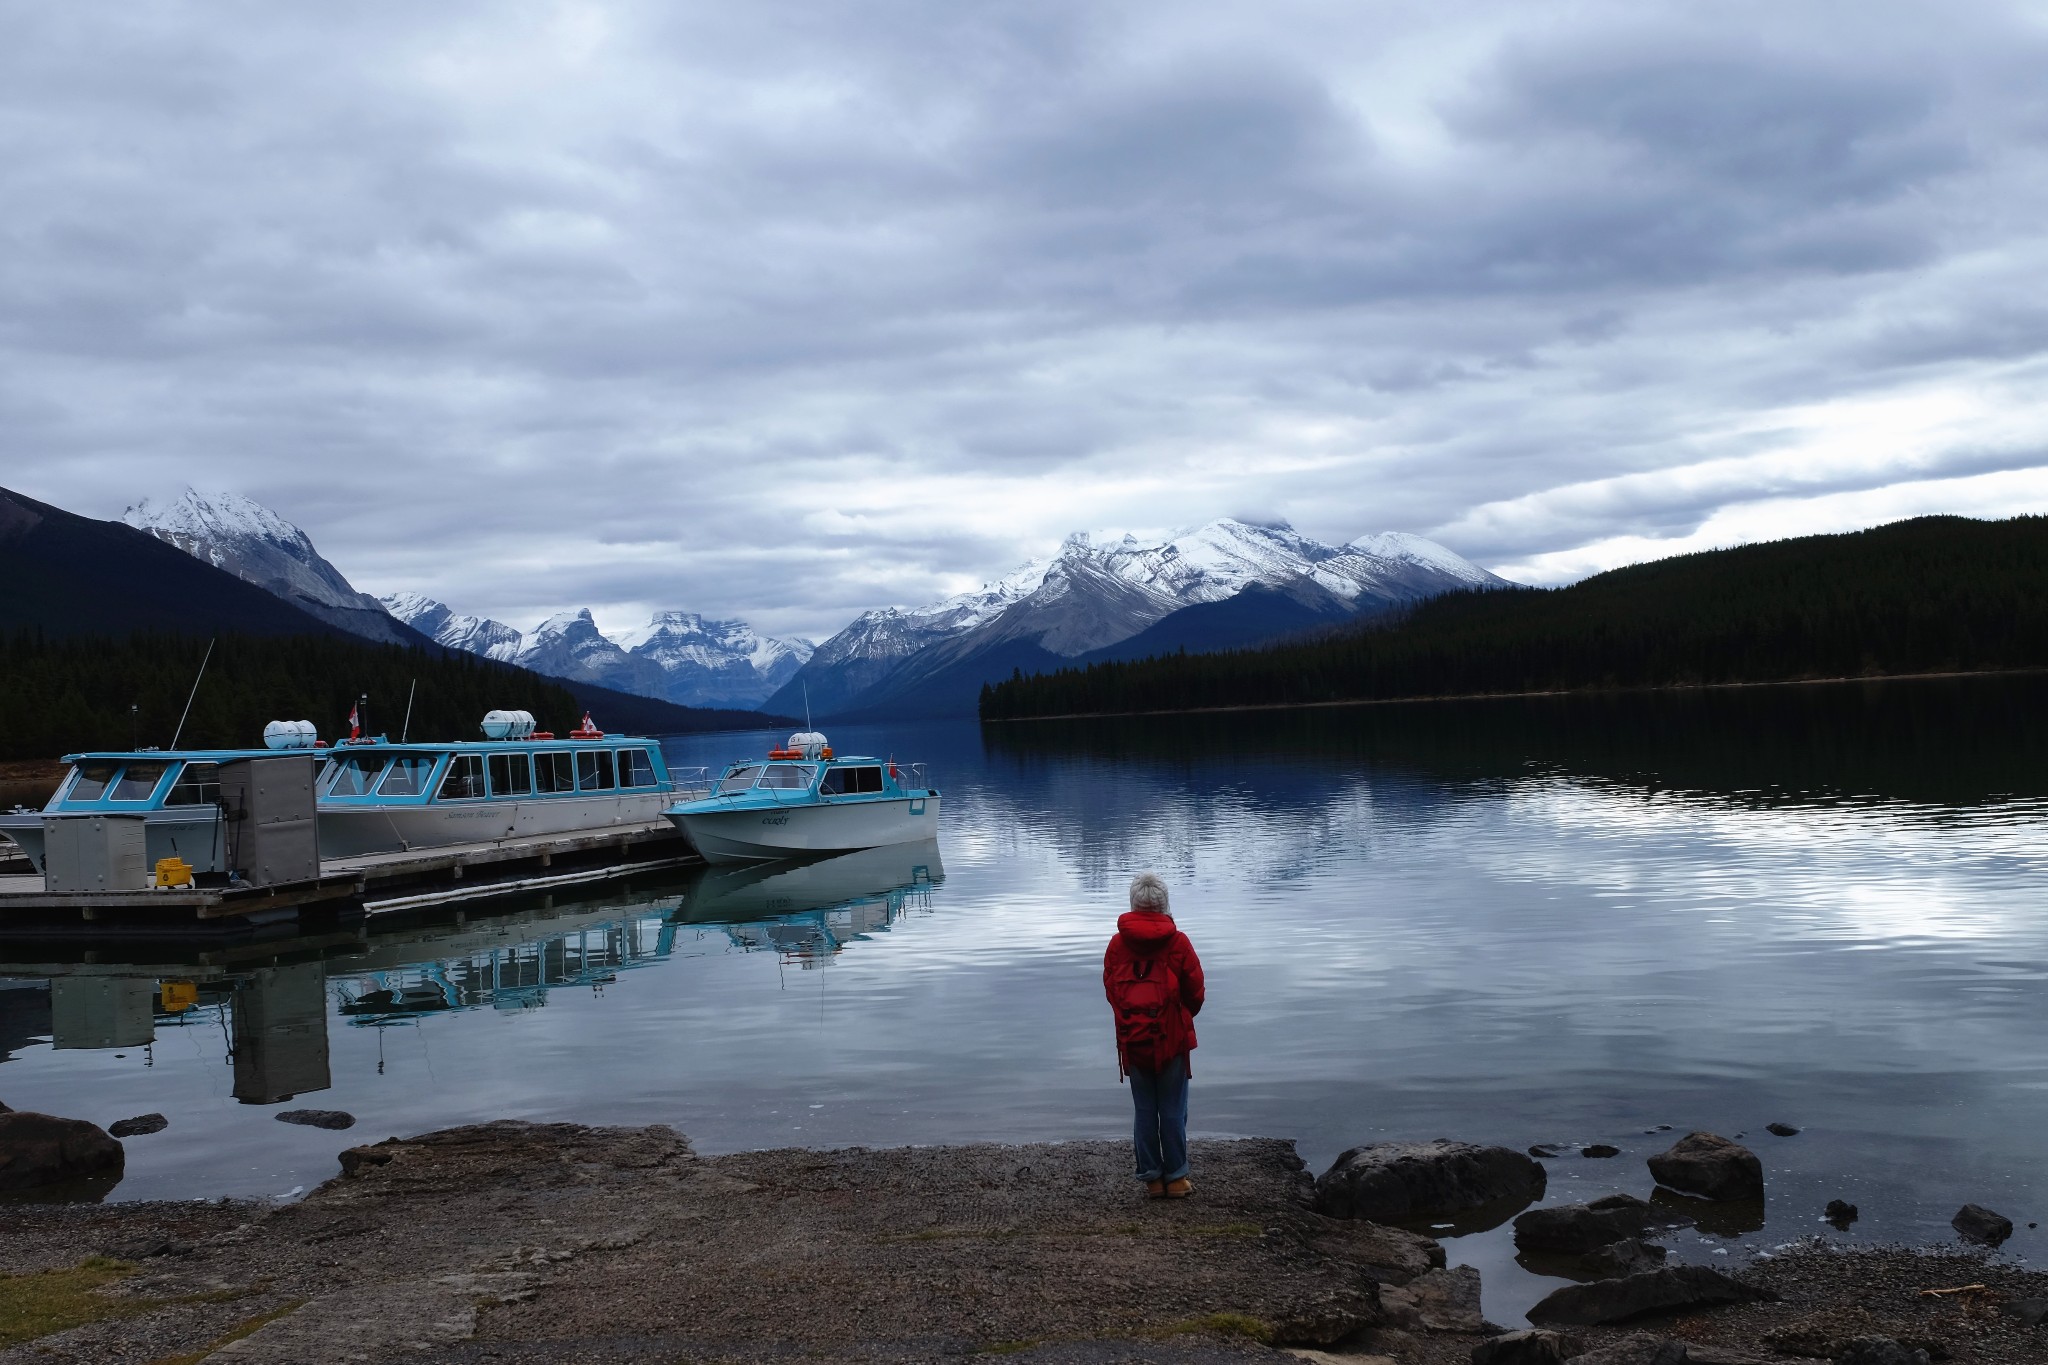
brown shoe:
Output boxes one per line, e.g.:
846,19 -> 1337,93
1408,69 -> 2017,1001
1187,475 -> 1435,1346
1165,1177 -> 1193,1199
1144,1180 -> 1166,1198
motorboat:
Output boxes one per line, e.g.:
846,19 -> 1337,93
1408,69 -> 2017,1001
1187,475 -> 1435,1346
664,731 -> 939,864
0,744 -> 278,876
314,711 -> 695,858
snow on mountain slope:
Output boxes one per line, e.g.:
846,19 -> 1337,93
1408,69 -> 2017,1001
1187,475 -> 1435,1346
122,488 -> 418,645
380,592 -> 524,662
618,611 -> 815,708
770,518 -> 1509,718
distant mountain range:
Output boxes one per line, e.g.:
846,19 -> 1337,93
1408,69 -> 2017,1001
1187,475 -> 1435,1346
768,520 -> 1510,719
115,488 -> 1509,722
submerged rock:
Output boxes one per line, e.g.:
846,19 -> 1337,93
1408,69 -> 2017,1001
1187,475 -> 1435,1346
1648,1132 -> 1764,1202
1529,1143 -> 1566,1159
1766,1123 -> 1799,1137
109,1113 -> 168,1138
1583,1237 -> 1669,1279
1951,1203 -> 2013,1247
1528,1265 -> 1773,1326
1514,1194 -> 1686,1254
1582,1144 -> 1622,1158
1824,1199 -> 1859,1228
0,1110 -> 126,1192
277,1110 -> 357,1131
1315,1140 -> 1545,1223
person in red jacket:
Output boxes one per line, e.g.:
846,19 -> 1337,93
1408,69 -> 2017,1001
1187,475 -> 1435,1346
1103,871 -> 1206,1198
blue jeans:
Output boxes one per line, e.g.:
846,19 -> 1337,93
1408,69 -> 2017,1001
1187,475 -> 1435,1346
1128,1053 -> 1189,1183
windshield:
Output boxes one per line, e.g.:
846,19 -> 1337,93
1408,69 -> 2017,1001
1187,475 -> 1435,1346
717,764 -> 763,795
757,763 -> 816,790
324,754 -> 390,797
164,762 -> 221,808
378,755 -> 437,797
109,761 -> 171,802
65,762 -> 119,802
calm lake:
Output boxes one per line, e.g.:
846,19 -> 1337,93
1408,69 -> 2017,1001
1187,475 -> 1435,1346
5,675 -> 2047,1325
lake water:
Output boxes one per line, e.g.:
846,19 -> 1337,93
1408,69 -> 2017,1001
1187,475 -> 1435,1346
5,675 -> 2047,1325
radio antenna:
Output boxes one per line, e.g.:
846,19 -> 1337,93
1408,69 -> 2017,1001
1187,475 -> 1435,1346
169,637 -> 215,750
400,678 -> 417,742
803,681 -> 812,731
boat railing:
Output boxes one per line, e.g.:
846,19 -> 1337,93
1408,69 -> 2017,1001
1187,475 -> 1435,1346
668,767 -> 712,800
894,761 -> 929,790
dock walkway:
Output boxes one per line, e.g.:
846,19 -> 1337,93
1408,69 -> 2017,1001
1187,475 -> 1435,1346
0,820 -> 701,934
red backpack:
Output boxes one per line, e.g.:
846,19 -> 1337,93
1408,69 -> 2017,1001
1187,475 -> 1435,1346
1108,951 -> 1180,1076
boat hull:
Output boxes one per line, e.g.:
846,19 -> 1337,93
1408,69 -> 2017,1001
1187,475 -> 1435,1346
669,794 -> 941,864
0,810 -> 228,875
319,792 -> 677,859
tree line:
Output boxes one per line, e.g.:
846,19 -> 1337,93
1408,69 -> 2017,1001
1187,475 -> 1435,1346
979,516 -> 2048,720
0,630 -> 587,761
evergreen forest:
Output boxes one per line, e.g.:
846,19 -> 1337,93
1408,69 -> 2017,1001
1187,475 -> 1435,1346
979,516 -> 2048,720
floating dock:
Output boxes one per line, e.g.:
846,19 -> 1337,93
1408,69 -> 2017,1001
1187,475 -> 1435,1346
0,821 -> 702,936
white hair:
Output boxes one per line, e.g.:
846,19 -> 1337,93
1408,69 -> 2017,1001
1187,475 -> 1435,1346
1128,872 -> 1171,914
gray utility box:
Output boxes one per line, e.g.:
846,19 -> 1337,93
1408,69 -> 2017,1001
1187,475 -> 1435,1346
43,813 -> 149,893
219,756 -> 318,887
50,976 -> 156,1049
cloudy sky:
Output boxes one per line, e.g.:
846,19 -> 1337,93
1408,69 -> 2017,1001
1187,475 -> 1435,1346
7,1 -> 2048,643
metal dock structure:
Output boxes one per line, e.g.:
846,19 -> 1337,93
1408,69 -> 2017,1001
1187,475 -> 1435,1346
0,821 -> 703,936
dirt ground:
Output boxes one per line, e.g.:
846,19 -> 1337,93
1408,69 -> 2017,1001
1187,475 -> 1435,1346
2,1122 -> 2045,1364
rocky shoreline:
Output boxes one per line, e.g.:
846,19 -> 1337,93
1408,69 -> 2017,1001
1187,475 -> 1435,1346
0,1121 -> 2044,1364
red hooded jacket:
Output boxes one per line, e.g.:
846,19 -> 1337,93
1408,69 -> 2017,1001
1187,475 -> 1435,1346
1103,910 -> 1206,1069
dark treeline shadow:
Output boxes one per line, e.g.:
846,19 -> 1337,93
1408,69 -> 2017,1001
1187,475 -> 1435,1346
980,673 -> 2048,811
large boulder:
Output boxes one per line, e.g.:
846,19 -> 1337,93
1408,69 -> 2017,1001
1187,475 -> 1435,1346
0,1110 -> 126,1192
1528,1265 -> 1773,1326
1582,1237 -> 1668,1280
1951,1203 -> 2013,1247
1646,1132 -> 1763,1202
1380,1264 -> 1492,1333
1514,1194 -> 1686,1253
1316,1140 -> 1546,1222
1472,1329 -> 1582,1365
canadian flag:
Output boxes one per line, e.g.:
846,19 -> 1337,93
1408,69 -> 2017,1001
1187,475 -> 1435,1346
348,702 -> 361,740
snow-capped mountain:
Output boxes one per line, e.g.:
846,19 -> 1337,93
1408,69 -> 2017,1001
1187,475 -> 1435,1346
384,596 -> 814,709
767,519 -> 1509,718
378,591 -> 524,661
122,488 -> 417,645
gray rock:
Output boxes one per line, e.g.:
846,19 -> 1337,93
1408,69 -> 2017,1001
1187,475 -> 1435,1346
1766,1123 -> 1799,1137
1315,1140 -> 1545,1222
109,1113 -> 168,1138
1583,1237 -> 1668,1279
1648,1132 -> 1764,1202
1997,1297 -> 2048,1328
277,1109 -> 357,1131
1380,1264 -> 1492,1333
1305,1214 -> 1445,1286
1528,1265 -> 1773,1326
1569,1335 -> 1690,1365
1514,1194 -> 1686,1254
1582,1144 -> 1621,1158
1472,1328 -> 1582,1365
1951,1202 -> 2013,1246
0,1110 -> 126,1192
1824,1199 -> 1858,1227
1834,1339 -> 1932,1365
1529,1144 -> 1566,1159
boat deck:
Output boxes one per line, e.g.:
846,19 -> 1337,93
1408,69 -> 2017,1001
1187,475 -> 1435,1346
0,821 -> 701,935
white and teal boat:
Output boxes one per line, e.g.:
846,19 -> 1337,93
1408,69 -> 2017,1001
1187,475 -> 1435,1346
0,711 -> 698,872
665,731 -> 940,864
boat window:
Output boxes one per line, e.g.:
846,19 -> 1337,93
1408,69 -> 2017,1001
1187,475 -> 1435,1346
717,765 -> 762,795
377,755 -> 437,797
437,754 -> 486,800
576,750 -> 615,791
489,752 -> 532,797
820,765 -> 885,795
757,763 -> 816,790
164,762 -> 221,807
616,749 -> 658,789
66,762 -> 119,802
325,754 -> 390,797
533,751 -> 574,794
108,760 -> 171,802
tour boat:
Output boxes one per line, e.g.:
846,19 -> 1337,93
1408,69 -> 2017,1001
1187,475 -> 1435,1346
314,711 -> 692,858
664,731 -> 940,864
0,744 -> 280,876
0,711 -> 696,872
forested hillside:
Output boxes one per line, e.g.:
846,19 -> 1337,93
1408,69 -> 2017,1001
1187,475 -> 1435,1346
0,631 -> 723,761
980,516 -> 2048,719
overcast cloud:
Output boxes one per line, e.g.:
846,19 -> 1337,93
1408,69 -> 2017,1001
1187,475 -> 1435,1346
7,0 -> 2048,642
